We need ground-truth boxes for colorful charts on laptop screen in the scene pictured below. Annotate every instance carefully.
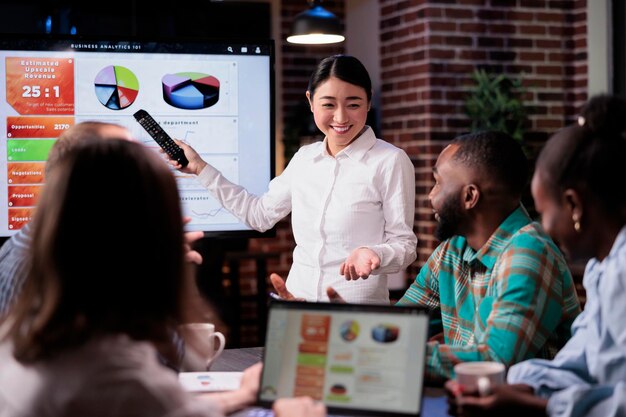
[94,65,139,110]
[162,72,220,110]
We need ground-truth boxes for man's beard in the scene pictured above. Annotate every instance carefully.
[434,195,465,241]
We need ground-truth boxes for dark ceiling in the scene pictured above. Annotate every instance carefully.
[0,0,271,38]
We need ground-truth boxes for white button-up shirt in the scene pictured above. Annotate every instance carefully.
[198,127,417,303]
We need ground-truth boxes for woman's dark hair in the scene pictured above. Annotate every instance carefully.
[307,54,372,102]
[536,94,626,213]
[8,139,186,362]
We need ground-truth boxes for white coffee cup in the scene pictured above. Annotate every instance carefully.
[453,361,505,396]
[178,323,226,371]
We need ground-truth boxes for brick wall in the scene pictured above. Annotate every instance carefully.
[379,0,588,273]
[230,0,589,345]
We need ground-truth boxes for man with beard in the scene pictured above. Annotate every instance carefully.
[393,131,580,382]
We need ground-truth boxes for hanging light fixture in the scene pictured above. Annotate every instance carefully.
[287,0,345,45]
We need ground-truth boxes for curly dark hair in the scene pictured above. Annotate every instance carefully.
[451,130,529,198]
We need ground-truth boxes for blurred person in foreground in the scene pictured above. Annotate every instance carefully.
[0,139,260,417]
[0,122,204,318]
[446,95,626,417]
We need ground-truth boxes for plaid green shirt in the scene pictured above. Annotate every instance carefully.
[398,205,581,381]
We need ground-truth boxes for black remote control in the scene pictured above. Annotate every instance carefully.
[133,109,189,167]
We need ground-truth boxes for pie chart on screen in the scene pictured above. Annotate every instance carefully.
[94,65,139,110]
[162,72,220,110]
[339,320,360,342]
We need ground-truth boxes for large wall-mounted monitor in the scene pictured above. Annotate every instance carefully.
[0,35,274,237]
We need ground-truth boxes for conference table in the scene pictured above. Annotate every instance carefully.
[211,347,451,417]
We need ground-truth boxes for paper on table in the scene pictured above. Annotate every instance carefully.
[179,371,243,392]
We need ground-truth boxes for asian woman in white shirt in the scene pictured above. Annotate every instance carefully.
[169,55,417,304]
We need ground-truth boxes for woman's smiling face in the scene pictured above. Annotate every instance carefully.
[307,76,370,156]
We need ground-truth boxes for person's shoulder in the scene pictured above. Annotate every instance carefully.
[370,138,413,170]
[507,221,566,263]
[70,372,199,417]
[512,220,555,246]
[295,140,325,156]
[66,336,212,416]
[284,141,325,168]
[112,366,220,417]
[373,137,408,155]
[0,345,47,417]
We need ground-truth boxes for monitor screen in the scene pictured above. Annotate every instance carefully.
[0,35,274,237]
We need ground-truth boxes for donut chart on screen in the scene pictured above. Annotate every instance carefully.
[94,65,139,110]
[339,320,360,342]
[162,72,220,110]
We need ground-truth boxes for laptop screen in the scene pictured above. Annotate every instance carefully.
[258,301,429,417]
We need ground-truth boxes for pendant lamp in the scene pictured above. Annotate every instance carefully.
[287,0,345,45]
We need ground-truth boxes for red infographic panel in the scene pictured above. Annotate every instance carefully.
[5,57,75,115]
[7,162,46,185]
[300,314,331,342]
[7,116,74,138]
[8,185,41,207]
[8,208,33,231]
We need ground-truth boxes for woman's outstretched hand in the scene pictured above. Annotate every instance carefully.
[340,247,380,280]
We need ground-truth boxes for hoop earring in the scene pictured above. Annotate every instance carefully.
[573,216,581,233]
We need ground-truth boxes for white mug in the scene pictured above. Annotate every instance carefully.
[453,361,505,396]
[178,323,226,371]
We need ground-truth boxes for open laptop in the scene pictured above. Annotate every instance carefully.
[245,300,430,417]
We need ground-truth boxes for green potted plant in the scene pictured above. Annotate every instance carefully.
[465,69,528,144]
